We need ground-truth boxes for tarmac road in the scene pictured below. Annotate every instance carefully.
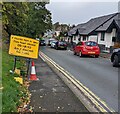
[40,46,119,112]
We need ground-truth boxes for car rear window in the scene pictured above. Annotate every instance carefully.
[41,40,45,42]
[85,42,97,46]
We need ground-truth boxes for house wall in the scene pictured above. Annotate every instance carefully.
[73,35,79,44]
[81,36,83,41]
[98,28,116,48]
[55,31,61,36]
[79,36,88,42]
[89,35,98,42]
[69,35,98,44]
[80,35,97,42]
[65,37,69,42]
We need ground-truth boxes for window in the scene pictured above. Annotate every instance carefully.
[74,37,76,40]
[83,36,86,41]
[85,41,97,46]
[77,42,83,46]
[101,32,105,41]
[78,37,81,41]
[112,37,116,42]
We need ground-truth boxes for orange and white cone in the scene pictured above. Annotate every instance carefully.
[30,61,38,81]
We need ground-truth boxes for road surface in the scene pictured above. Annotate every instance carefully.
[40,46,118,111]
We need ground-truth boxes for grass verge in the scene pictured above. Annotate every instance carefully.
[2,47,29,112]
[0,47,2,114]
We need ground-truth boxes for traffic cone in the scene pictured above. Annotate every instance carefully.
[30,61,38,81]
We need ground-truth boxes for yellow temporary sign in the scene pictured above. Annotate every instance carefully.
[14,77,23,85]
[9,35,39,59]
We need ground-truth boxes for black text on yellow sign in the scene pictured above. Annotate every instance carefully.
[9,35,39,59]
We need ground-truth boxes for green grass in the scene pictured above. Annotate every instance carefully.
[2,48,28,112]
[0,48,2,114]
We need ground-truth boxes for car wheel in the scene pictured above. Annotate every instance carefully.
[113,55,119,67]
[65,47,67,50]
[79,51,82,57]
[74,51,76,55]
[56,47,58,50]
[95,55,99,58]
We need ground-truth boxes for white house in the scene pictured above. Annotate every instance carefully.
[67,12,120,52]
[54,31,61,37]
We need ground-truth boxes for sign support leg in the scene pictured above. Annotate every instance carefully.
[13,56,17,72]
[27,58,31,79]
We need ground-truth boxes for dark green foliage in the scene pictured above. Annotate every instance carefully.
[2,2,29,37]
[2,2,52,40]
[26,2,52,38]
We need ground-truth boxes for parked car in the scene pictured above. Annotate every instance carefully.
[111,48,120,67]
[73,41,100,58]
[55,41,67,50]
[48,38,55,46]
[51,40,57,48]
[40,39,46,46]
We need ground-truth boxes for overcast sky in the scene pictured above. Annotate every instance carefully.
[46,0,119,25]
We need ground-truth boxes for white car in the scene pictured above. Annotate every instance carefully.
[51,40,57,48]
[48,38,55,46]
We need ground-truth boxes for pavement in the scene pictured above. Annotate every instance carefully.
[28,56,88,112]
[100,52,111,59]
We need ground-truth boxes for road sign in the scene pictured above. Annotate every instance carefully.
[9,35,39,59]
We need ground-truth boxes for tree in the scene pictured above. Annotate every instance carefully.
[2,2,52,41]
[2,2,29,38]
[26,2,52,38]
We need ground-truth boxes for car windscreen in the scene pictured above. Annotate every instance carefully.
[41,40,45,42]
[59,42,67,45]
[85,42,97,46]
[52,41,57,43]
[49,40,55,42]
[50,40,56,44]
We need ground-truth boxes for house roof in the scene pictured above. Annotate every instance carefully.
[96,13,120,31]
[68,12,119,36]
[68,23,85,36]
[114,19,120,29]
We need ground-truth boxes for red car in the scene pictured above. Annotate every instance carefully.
[73,41,100,58]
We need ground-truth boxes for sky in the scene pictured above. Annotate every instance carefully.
[46,0,120,25]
